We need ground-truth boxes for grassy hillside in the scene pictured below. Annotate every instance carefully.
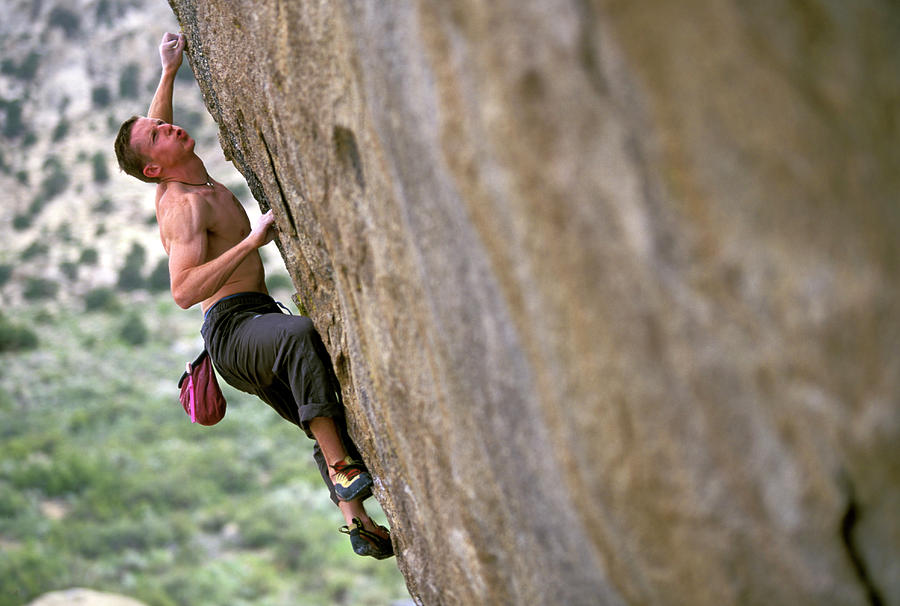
[0,297,407,606]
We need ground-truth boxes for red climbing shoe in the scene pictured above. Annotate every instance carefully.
[330,456,373,501]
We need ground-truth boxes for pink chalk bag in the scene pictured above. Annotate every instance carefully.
[177,350,227,425]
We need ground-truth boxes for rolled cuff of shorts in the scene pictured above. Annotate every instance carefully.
[298,400,344,437]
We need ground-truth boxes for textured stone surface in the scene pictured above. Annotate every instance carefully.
[168,1,900,604]
[26,588,149,606]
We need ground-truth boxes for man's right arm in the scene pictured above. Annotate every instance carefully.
[147,32,185,123]
[162,198,276,309]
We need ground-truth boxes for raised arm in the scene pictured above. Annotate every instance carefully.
[147,32,185,123]
[161,198,276,309]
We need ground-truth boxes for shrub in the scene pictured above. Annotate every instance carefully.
[91,85,111,108]
[48,7,81,39]
[79,248,99,265]
[93,198,113,213]
[55,223,73,243]
[96,0,113,24]
[3,100,25,139]
[0,264,12,287]
[118,62,140,99]
[20,241,48,262]
[1,52,41,81]
[83,287,120,313]
[0,315,39,352]
[18,52,41,80]
[23,278,58,301]
[51,118,69,142]
[119,312,149,346]
[15,170,28,185]
[59,261,78,281]
[117,243,146,291]
[0,544,69,606]
[91,151,109,183]
[38,156,69,200]
[147,258,170,292]
[12,214,31,231]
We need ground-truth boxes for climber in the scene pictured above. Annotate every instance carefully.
[113,32,392,560]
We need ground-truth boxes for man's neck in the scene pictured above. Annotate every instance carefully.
[160,154,210,187]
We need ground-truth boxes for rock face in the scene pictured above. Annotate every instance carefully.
[168,1,899,604]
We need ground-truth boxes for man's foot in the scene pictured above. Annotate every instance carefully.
[330,456,373,501]
[339,517,394,559]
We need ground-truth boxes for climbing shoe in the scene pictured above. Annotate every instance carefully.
[330,456,373,501]
[339,517,394,560]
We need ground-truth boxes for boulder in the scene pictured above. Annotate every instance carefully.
[26,588,149,606]
[168,1,900,604]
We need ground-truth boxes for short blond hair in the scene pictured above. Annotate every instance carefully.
[114,116,159,184]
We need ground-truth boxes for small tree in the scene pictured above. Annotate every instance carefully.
[23,278,59,301]
[91,86,111,108]
[84,287,120,313]
[91,152,109,183]
[119,312,148,346]
[147,258,170,292]
[0,314,38,352]
[118,63,140,99]
[117,243,146,291]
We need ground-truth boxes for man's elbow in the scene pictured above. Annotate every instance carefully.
[171,285,196,309]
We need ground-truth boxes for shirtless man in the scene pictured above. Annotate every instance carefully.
[113,32,392,559]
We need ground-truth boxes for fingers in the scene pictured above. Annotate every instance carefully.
[160,32,185,50]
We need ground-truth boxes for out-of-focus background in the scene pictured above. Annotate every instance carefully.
[0,0,407,604]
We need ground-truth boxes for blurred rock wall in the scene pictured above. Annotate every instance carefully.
[168,1,900,604]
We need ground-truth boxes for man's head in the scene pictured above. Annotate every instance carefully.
[114,116,196,183]
[115,116,155,183]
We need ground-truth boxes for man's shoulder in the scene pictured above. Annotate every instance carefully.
[157,184,207,213]
[156,187,211,234]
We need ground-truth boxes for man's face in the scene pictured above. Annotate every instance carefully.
[129,117,195,171]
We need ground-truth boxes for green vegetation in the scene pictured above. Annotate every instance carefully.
[13,214,32,231]
[20,241,49,262]
[1,52,41,81]
[2,99,26,139]
[84,288,121,313]
[118,311,148,346]
[117,243,147,291]
[147,258,170,292]
[48,7,82,39]
[119,62,141,99]
[92,86,112,108]
[52,118,69,142]
[0,312,38,352]
[0,297,407,606]
[92,151,110,183]
[79,248,99,265]
[59,261,78,281]
[22,278,59,301]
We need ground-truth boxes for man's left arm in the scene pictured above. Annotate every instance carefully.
[147,32,185,123]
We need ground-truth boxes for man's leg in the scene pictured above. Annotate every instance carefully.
[309,416,350,467]
[309,416,391,553]
[309,416,372,500]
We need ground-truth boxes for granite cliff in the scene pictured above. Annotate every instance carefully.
[167,1,899,604]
